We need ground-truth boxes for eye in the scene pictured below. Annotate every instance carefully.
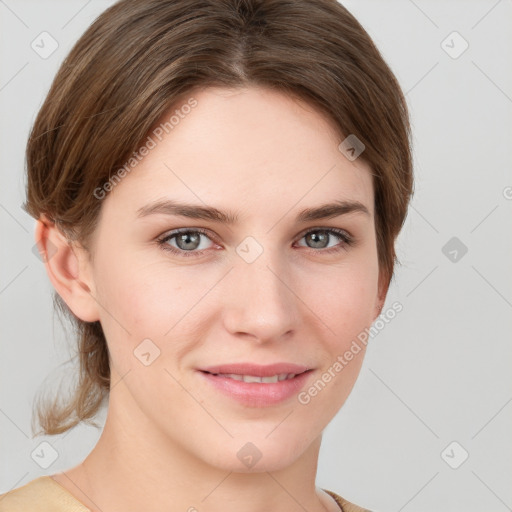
[157,228,216,257]
[156,227,354,258]
[295,228,354,253]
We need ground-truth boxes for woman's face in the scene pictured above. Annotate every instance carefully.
[80,86,385,471]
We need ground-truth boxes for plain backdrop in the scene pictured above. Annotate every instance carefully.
[1,1,511,511]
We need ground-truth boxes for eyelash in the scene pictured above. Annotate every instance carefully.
[156,227,354,258]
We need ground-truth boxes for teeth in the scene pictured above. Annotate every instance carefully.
[243,375,262,383]
[217,373,297,383]
[225,373,243,381]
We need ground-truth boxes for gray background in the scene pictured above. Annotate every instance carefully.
[1,1,511,511]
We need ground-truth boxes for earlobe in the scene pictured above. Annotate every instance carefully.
[34,214,100,322]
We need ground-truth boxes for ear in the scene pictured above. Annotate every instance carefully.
[373,269,390,322]
[34,214,100,322]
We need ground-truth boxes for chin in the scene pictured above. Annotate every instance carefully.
[198,430,318,474]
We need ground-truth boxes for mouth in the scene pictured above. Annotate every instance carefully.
[201,372,302,383]
[197,363,313,407]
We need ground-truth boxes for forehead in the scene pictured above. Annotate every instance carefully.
[105,86,374,220]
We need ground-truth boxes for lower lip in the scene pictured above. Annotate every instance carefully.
[198,371,312,407]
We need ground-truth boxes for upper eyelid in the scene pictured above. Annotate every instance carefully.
[159,227,216,242]
[158,226,352,245]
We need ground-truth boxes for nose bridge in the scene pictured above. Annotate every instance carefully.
[223,239,298,340]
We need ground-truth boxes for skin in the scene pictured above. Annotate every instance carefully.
[36,85,388,512]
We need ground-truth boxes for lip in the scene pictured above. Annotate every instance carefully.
[197,362,313,407]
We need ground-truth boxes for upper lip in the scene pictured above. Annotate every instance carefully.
[199,363,311,377]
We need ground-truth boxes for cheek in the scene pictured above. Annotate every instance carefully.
[308,258,380,346]
[302,265,377,411]
[92,255,217,362]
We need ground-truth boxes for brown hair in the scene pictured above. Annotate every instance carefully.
[23,0,413,435]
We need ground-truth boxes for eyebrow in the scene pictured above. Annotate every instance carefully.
[136,198,370,224]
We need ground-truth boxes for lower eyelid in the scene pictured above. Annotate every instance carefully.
[158,228,353,255]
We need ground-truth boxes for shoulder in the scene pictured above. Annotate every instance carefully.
[0,476,91,512]
[323,488,373,512]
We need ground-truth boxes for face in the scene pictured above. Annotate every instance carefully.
[73,86,385,472]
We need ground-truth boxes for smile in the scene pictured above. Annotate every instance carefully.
[206,372,298,383]
[198,363,313,407]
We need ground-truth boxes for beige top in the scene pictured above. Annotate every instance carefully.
[0,476,370,511]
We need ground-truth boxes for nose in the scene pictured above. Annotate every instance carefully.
[222,253,299,343]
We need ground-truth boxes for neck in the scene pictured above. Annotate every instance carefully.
[62,378,336,512]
